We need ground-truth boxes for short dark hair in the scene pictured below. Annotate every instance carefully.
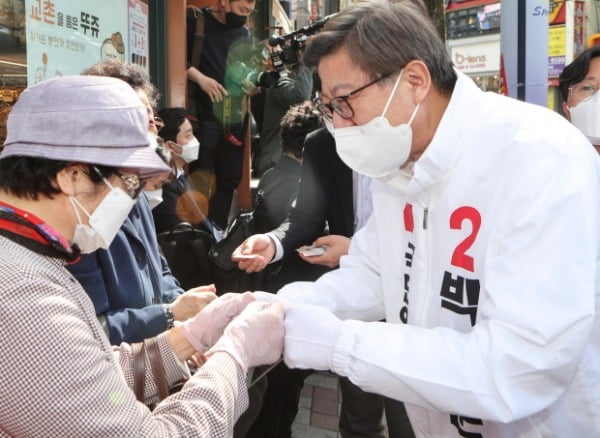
[157,107,189,143]
[280,101,323,159]
[0,157,116,200]
[303,0,457,95]
[82,60,159,108]
[558,46,600,101]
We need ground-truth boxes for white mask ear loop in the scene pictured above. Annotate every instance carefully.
[69,196,90,223]
[380,70,420,126]
[380,71,403,117]
[69,169,118,224]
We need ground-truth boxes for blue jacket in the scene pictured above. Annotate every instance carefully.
[67,195,183,344]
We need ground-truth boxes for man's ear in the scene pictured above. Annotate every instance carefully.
[402,60,432,105]
[55,164,85,197]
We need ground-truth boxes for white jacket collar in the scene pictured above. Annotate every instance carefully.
[382,71,483,200]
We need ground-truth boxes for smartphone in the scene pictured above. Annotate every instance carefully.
[296,245,327,257]
[231,254,258,261]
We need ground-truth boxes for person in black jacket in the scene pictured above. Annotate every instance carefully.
[253,101,321,234]
[235,127,413,437]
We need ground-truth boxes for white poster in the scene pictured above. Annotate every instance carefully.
[128,0,148,72]
[25,0,128,84]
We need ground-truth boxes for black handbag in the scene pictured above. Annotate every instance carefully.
[208,191,264,292]
[208,210,255,272]
[157,222,213,290]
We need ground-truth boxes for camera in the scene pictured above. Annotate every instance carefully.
[268,14,336,72]
[245,67,280,89]
[225,60,280,96]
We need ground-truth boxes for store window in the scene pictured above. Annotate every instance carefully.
[470,73,500,93]
[0,0,150,147]
[0,0,26,146]
[446,2,501,40]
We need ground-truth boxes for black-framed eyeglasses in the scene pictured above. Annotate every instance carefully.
[116,171,146,199]
[315,74,391,121]
[568,82,600,103]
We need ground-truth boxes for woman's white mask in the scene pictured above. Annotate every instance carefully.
[70,179,135,253]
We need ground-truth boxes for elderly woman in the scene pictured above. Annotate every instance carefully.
[0,76,284,436]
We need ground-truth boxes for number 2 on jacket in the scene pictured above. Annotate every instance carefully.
[450,206,481,272]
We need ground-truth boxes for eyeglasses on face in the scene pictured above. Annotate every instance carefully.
[153,116,164,130]
[569,82,600,103]
[315,73,391,121]
[116,171,146,199]
[92,166,146,199]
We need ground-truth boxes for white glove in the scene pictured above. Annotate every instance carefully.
[283,304,343,371]
[176,292,255,352]
[209,301,285,373]
[252,291,294,305]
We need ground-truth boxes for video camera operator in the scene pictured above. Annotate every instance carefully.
[255,40,313,178]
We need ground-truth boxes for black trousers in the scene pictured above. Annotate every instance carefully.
[189,119,244,230]
[244,363,402,438]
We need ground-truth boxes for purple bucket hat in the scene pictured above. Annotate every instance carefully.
[1,75,170,176]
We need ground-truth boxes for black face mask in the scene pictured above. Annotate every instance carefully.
[225,11,247,28]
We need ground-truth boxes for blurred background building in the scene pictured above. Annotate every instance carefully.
[3,0,600,144]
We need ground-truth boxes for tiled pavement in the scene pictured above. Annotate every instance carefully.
[290,371,390,438]
[291,371,343,438]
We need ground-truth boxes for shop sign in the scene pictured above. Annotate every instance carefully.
[451,40,500,73]
[128,0,149,71]
[573,1,584,56]
[548,25,565,79]
[25,0,146,84]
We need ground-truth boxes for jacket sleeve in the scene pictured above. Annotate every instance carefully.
[0,276,248,437]
[330,148,600,423]
[270,65,313,107]
[278,218,387,323]
[271,130,330,253]
[68,199,184,345]
[68,253,170,344]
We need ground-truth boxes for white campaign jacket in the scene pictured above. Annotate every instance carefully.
[279,73,600,437]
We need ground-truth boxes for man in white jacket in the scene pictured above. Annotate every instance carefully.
[272,1,600,437]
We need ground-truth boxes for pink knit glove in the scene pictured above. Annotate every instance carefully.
[176,292,255,352]
[209,301,285,373]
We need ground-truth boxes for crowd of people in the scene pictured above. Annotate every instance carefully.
[1,0,599,436]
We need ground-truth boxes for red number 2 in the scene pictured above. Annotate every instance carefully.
[450,206,481,272]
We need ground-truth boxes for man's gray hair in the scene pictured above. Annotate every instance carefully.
[304,0,457,95]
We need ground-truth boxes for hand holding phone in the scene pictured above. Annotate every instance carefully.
[231,254,258,261]
[296,245,327,257]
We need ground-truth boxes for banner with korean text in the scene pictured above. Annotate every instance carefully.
[25,0,128,84]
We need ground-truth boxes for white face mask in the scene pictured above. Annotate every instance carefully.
[145,188,164,209]
[70,180,135,253]
[174,138,200,163]
[569,92,600,144]
[334,71,420,178]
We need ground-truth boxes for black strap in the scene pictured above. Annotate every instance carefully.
[190,7,205,70]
